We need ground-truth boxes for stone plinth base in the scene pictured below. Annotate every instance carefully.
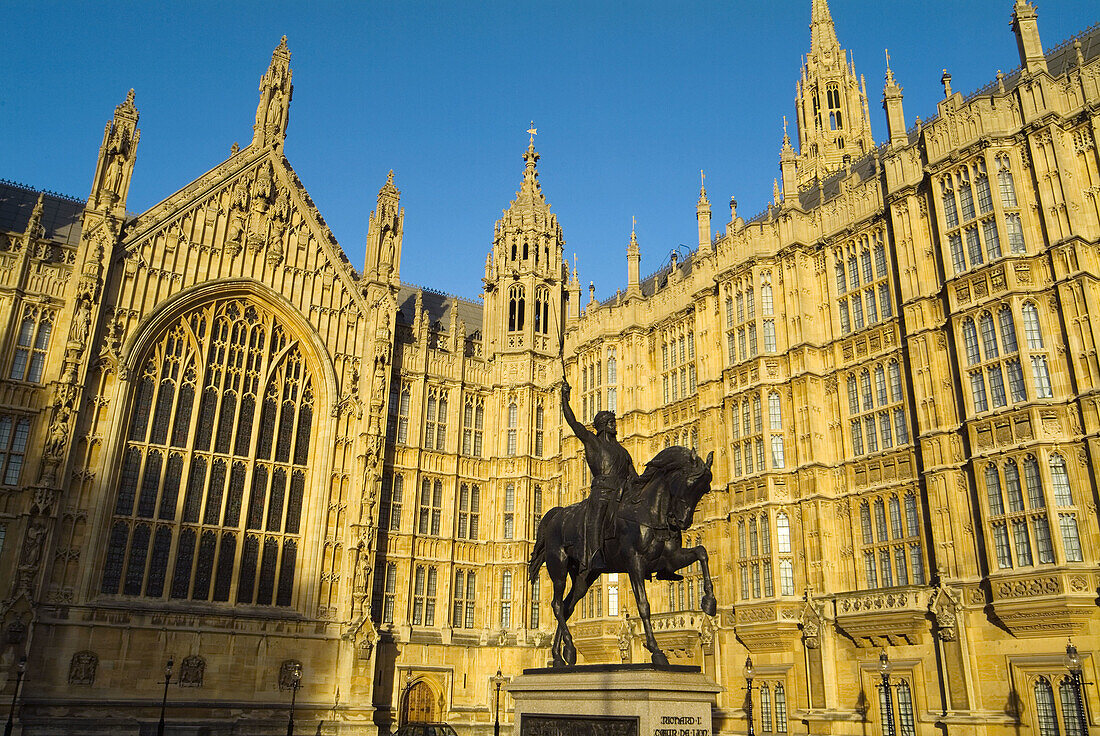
[506,664,721,736]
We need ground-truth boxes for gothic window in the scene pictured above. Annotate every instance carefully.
[826,84,842,129]
[860,492,925,589]
[453,569,476,628]
[507,285,525,332]
[1034,677,1059,736]
[534,403,545,456]
[411,564,437,626]
[896,680,916,736]
[532,484,543,532]
[1022,302,1053,398]
[101,300,312,608]
[768,392,784,468]
[983,456,1055,569]
[607,348,618,413]
[534,286,550,335]
[396,384,410,444]
[179,655,205,688]
[417,478,442,536]
[68,651,98,685]
[943,156,1024,274]
[425,388,447,451]
[457,482,480,540]
[500,570,513,628]
[773,683,788,733]
[507,402,518,455]
[504,483,515,539]
[462,395,484,457]
[9,305,53,383]
[382,562,397,623]
[847,359,908,456]
[1050,454,1083,562]
[385,474,403,532]
[1058,677,1086,736]
[760,683,773,732]
[836,230,890,336]
[0,415,31,486]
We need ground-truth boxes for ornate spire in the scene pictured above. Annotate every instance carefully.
[810,0,840,56]
[252,36,294,149]
[794,0,873,187]
[882,49,907,147]
[90,89,141,212]
[365,169,403,283]
[696,173,713,251]
[21,193,45,251]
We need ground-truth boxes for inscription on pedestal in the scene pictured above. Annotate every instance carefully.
[521,715,638,736]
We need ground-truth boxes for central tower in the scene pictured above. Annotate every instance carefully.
[793,0,873,186]
[482,131,568,359]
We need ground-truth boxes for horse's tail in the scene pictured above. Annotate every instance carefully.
[528,506,558,582]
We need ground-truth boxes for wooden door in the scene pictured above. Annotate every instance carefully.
[403,680,436,724]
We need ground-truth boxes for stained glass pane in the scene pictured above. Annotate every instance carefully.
[203,460,227,526]
[115,448,142,516]
[159,454,183,521]
[237,535,259,604]
[170,528,196,599]
[247,465,268,530]
[123,523,151,595]
[136,450,162,518]
[171,380,195,448]
[182,457,206,523]
[223,461,247,527]
[256,537,279,605]
[146,526,172,597]
[213,532,236,602]
[192,530,217,601]
[286,471,305,534]
[277,539,296,606]
[267,468,287,532]
[101,521,129,594]
[150,380,174,445]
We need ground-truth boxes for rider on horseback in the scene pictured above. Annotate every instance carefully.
[561,379,637,580]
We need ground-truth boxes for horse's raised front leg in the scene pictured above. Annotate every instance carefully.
[626,557,668,666]
[659,545,717,616]
[557,568,596,666]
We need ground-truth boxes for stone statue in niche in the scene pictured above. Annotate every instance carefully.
[69,296,92,349]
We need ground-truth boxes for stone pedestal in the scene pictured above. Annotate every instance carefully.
[506,664,721,736]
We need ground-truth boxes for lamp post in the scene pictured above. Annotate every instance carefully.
[1065,640,1087,732]
[285,662,303,736]
[879,650,895,736]
[156,657,173,736]
[400,669,414,726]
[744,656,755,736]
[4,657,26,736]
[492,669,507,736]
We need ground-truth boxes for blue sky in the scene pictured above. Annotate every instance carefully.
[2,1,1096,301]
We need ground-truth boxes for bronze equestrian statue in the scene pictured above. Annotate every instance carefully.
[529,381,716,667]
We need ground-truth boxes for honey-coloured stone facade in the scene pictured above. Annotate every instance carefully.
[0,3,1097,736]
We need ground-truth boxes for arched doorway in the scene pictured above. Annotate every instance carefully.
[402,680,438,724]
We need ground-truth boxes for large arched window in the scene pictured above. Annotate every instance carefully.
[101,299,314,607]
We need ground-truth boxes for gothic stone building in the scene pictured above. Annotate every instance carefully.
[1,2,1098,735]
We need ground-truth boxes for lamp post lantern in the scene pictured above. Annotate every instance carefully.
[879,650,895,736]
[492,669,507,736]
[3,656,27,736]
[285,662,303,736]
[744,656,755,736]
[1065,640,1087,732]
[156,657,173,736]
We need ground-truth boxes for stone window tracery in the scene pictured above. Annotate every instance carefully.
[835,229,891,335]
[507,402,518,455]
[417,478,442,536]
[0,415,31,486]
[846,360,908,456]
[424,387,447,451]
[382,561,397,623]
[940,154,1026,275]
[858,492,925,589]
[457,482,480,540]
[462,395,484,457]
[453,569,476,628]
[101,299,312,608]
[411,564,437,626]
[960,301,1052,415]
[9,305,53,383]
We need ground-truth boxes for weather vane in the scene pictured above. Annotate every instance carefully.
[528,121,538,145]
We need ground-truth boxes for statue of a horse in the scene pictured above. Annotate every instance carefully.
[528,446,715,666]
